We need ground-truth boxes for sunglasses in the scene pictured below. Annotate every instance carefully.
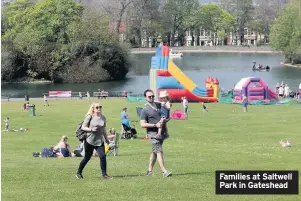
[148,95,155,98]
[95,106,102,109]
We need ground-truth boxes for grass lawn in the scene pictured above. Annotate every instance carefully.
[1,98,301,201]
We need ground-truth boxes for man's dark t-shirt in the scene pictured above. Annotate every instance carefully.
[140,103,162,134]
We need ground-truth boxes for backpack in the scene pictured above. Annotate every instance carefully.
[41,147,57,158]
[76,115,92,142]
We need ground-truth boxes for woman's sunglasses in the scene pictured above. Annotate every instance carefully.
[95,106,102,109]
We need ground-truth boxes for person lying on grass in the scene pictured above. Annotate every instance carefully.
[33,136,71,158]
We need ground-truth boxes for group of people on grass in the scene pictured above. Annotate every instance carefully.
[24,86,281,180]
[32,89,193,180]
[34,126,118,159]
[276,82,292,98]
[276,82,300,99]
[78,91,91,101]
[74,89,174,179]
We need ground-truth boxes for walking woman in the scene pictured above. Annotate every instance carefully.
[76,102,112,179]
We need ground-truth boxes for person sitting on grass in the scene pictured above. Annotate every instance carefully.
[53,136,71,157]
[242,95,248,112]
[107,128,117,142]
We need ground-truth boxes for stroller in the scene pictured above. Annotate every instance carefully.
[121,120,138,139]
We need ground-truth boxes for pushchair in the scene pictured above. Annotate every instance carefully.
[121,121,138,139]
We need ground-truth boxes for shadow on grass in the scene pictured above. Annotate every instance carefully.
[111,172,210,178]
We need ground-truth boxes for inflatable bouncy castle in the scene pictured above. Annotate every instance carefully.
[149,44,219,102]
[233,77,279,104]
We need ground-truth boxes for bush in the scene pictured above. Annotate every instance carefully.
[1,45,29,81]
[99,42,131,80]
[55,40,131,83]
[1,0,131,83]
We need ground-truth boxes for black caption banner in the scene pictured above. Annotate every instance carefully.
[216,170,299,194]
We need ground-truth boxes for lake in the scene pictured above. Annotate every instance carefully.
[2,52,301,98]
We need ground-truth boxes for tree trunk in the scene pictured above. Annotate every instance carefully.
[171,32,175,47]
[146,32,149,48]
[138,30,141,47]
[192,30,194,46]
[116,13,123,34]
[116,1,132,34]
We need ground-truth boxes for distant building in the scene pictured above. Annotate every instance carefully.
[242,28,265,46]
[140,26,265,47]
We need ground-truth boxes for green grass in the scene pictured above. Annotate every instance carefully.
[1,99,301,201]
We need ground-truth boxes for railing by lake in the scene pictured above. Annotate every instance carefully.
[131,45,280,53]
[1,91,134,101]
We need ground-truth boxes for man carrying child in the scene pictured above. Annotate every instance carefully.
[140,89,172,177]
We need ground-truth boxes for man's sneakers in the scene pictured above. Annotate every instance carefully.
[163,170,172,177]
[76,173,84,179]
[146,171,154,176]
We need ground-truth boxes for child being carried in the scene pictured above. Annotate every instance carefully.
[156,91,172,139]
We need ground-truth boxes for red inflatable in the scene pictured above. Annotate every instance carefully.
[157,89,218,102]
[157,70,172,76]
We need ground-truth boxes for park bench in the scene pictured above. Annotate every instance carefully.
[93,91,109,99]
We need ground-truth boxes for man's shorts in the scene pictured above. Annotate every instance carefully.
[184,107,188,113]
[149,138,164,153]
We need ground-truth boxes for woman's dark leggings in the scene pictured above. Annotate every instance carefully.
[77,141,107,176]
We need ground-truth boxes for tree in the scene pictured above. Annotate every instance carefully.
[251,0,289,44]
[270,0,301,64]
[1,0,131,83]
[213,0,254,45]
[128,0,161,47]
[195,4,235,45]
[161,0,200,46]
[68,9,131,81]
[2,0,83,80]
[98,0,133,33]
[1,0,34,40]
